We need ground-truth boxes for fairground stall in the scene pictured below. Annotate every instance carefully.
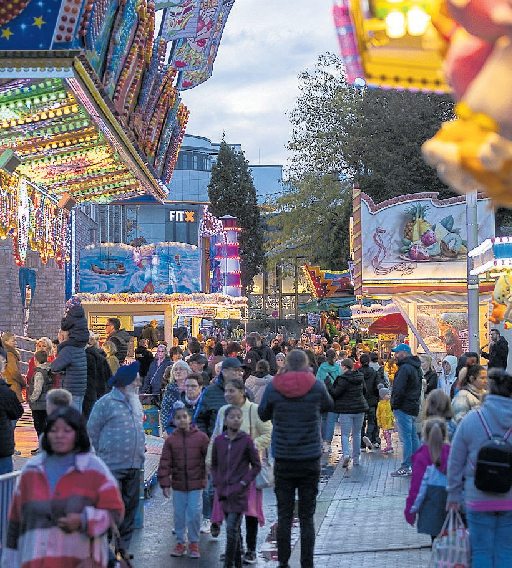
[352,186,495,365]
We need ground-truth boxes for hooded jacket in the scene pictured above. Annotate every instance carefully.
[244,344,277,375]
[244,372,273,403]
[326,369,368,414]
[107,328,131,363]
[447,394,512,510]
[390,355,422,416]
[211,430,261,513]
[452,384,485,424]
[157,424,209,492]
[437,355,457,396]
[360,364,380,408]
[60,304,89,348]
[258,370,333,460]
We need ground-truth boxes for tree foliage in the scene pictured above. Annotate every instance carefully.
[266,52,457,270]
[208,141,264,291]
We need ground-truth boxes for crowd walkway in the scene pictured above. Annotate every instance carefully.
[12,416,432,567]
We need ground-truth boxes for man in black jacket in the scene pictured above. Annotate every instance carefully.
[259,350,332,568]
[359,353,381,449]
[105,317,131,363]
[244,332,277,375]
[0,348,24,474]
[481,329,509,370]
[389,344,422,478]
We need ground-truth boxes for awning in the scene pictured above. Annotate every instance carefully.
[368,313,408,335]
[298,296,374,313]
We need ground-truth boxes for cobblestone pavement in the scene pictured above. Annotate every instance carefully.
[13,412,432,567]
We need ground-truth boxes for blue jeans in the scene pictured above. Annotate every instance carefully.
[339,413,365,461]
[321,412,338,443]
[71,394,84,413]
[224,512,243,568]
[202,473,215,520]
[0,456,13,474]
[173,489,202,544]
[467,509,512,568]
[393,409,419,468]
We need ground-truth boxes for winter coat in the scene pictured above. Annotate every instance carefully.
[207,399,272,466]
[2,451,124,568]
[452,384,485,424]
[195,373,228,437]
[143,357,172,395]
[244,373,273,403]
[50,344,87,397]
[107,329,131,363]
[437,355,458,396]
[405,443,450,526]
[211,431,261,514]
[140,324,159,350]
[87,388,145,471]
[26,354,55,385]
[4,344,26,402]
[0,378,24,458]
[411,463,448,537]
[244,344,277,375]
[160,381,181,431]
[60,304,89,348]
[424,370,439,395]
[179,390,203,420]
[360,364,380,407]
[134,345,154,377]
[481,336,509,370]
[316,362,342,386]
[258,370,333,460]
[376,399,394,430]
[326,369,368,415]
[390,355,422,416]
[28,362,53,410]
[157,425,209,491]
[447,394,512,510]
[370,362,389,388]
[86,345,111,398]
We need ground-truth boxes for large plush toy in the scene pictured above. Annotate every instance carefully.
[423,0,512,207]
[490,272,512,323]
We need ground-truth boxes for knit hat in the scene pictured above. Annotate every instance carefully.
[379,387,390,399]
[108,361,140,388]
[66,296,82,309]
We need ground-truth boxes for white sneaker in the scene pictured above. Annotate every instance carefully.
[200,519,211,534]
[362,436,372,450]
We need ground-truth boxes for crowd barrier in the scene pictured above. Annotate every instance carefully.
[0,471,20,556]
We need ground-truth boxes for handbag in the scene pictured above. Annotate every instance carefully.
[248,404,274,489]
[429,509,471,568]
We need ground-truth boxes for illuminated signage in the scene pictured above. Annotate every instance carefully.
[169,211,195,222]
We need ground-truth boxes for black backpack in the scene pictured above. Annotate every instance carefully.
[474,409,512,494]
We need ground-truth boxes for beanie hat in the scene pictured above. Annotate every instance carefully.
[66,296,82,309]
[379,387,390,399]
[108,361,140,388]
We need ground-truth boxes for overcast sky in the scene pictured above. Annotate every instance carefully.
[179,0,338,170]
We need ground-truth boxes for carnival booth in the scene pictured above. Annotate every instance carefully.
[352,187,495,363]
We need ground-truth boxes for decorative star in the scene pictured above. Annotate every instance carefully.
[33,16,46,29]
[1,28,13,40]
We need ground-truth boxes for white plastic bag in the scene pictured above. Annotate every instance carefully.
[429,509,471,568]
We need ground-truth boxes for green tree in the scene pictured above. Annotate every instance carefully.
[265,173,352,271]
[208,141,264,291]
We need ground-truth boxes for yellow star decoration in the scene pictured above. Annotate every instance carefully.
[1,28,13,40]
[185,211,195,222]
[33,16,46,29]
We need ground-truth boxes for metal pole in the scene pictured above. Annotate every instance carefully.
[294,259,299,321]
[466,190,480,352]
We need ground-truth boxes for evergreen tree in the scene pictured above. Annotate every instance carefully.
[208,141,264,291]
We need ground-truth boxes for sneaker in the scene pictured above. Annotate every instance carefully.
[243,551,257,564]
[210,522,221,538]
[342,456,350,468]
[30,448,39,455]
[188,543,200,559]
[352,459,360,466]
[386,447,394,453]
[390,467,412,477]
[13,449,21,456]
[200,519,211,534]
[322,441,330,452]
[171,543,187,557]
[362,436,372,449]
[372,442,380,449]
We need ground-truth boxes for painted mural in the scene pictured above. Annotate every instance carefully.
[361,193,494,284]
[79,243,200,294]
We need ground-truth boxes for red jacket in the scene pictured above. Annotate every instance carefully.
[212,431,261,513]
[157,425,209,492]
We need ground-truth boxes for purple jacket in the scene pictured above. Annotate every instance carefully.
[211,431,261,513]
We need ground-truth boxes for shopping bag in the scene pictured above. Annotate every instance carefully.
[429,509,471,568]
[255,450,274,489]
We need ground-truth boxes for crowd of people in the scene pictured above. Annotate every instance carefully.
[1,303,512,568]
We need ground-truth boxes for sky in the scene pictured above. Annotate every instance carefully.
[179,0,339,171]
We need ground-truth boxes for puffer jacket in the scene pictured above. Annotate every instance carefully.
[87,388,145,471]
[157,425,209,491]
[452,384,485,424]
[50,344,87,397]
[0,378,23,457]
[108,329,131,363]
[327,369,368,414]
[195,373,227,437]
[60,304,89,347]
[258,370,333,460]
[391,355,422,416]
[360,364,380,407]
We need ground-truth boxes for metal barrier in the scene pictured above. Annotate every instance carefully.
[0,471,20,553]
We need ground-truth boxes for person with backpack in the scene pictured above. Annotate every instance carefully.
[28,350,54,451]
[316,349,342,452]
[370,352,389,388]
[359,353,381,450]
[447,368,512,567]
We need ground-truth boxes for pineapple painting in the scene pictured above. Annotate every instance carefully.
[403,204,432,242]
